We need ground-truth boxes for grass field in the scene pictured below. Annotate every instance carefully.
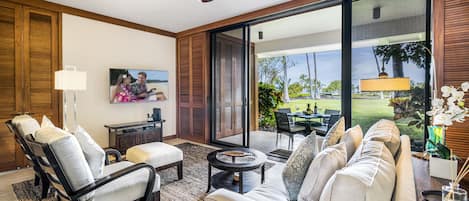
[278,98,423,140]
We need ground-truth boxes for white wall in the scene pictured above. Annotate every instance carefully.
[62,14,176,147]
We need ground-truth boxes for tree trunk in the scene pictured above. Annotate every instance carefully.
[282,56,290,102]
[313,53,320,99]
[305,53,314,99]
[392,54,404,97]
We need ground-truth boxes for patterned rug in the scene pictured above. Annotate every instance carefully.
[12,143,275,201]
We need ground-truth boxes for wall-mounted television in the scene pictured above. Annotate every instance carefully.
[109,68,168,104]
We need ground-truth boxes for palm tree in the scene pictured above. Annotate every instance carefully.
[305,53,314,99]
[281,56,290,102]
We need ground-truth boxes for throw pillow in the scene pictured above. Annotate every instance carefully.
[339,125,363,161]
[364,119,401,157]
[321,117,345,151]
[298,143,347,201]
[74,126,105,179]
[282,132,318,201]
[12,115,40,137]
[41,115,55,128]
[320,141,396,201]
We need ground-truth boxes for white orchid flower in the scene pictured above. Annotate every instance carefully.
[461,82,469,92]
[441,86,452,97]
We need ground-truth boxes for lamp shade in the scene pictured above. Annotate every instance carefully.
[360,77,410,92]
[55,70,87,90]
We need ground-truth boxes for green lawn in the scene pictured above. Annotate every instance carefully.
[278,98,423,140]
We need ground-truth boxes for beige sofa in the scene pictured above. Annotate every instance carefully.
[205,121,416,201]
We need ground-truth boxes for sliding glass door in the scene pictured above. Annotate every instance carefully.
[211,25,250,147]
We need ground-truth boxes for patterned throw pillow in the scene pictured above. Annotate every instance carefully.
[282,133,318,201]
[321,117,345,150]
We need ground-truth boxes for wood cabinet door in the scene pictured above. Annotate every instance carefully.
[22,7,60,126]
[0,1,22,171]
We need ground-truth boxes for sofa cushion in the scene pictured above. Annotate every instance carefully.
[35,127,95,200]
[321,117,345,150]
[339,125,363,161]
[245,164,288,201]
[320,140,396,201]
[298,143,347,201]
[126,142,183,168]
[74,126,105,179]
[363,119,400,156]
[282,133,317,201]
[91,161,160,201]
[12,115,40,137]
[41,115,55,128]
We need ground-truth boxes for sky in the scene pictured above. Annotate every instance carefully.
[128,69,168,82]
[274,46,426,88]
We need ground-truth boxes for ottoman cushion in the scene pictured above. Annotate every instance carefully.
[126,142,183,168]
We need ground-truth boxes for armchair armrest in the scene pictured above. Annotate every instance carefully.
[72,163,155,201]
[204,189,255,201]
[104,148,122,165]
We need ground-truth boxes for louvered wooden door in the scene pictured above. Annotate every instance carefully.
[23,7,60,125]
[434,0,469,159]
[0,3,60,171]
[177,32,209,143]
[0,1,23,171]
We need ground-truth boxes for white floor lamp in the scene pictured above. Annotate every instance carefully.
[54,65,87,131]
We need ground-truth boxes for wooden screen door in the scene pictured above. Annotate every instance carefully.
[211,25,250,147]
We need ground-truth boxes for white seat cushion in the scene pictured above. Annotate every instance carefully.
[245,164,289,201]
[392,136,416,201]
[126,142,183,168]
[12,115,40,137]
[93,161,160,201]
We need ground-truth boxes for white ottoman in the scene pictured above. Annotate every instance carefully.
[126,142,183,180]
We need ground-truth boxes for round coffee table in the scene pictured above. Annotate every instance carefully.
[206,148,267,194]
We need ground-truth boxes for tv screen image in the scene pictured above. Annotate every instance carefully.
[109,68,168,103]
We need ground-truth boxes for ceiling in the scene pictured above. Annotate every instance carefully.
[251,0,425,43]
[45,0,290,33]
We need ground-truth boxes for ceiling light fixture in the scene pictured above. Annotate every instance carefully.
[201,0,213,3]
[373,6,381,19]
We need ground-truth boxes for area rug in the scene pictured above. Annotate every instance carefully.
[12,142,275,201]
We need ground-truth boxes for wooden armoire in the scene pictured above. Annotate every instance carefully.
[177,32,210,143]
[0,1,61,171]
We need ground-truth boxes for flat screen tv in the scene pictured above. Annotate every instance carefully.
[109,68,168,104]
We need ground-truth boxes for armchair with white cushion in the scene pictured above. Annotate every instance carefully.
[24,119,161,201]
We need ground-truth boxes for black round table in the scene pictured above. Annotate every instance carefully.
[206,148,267,194]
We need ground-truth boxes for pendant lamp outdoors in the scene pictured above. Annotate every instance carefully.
[360,59,410,92]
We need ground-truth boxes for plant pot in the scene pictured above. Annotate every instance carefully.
[429,156,458,180]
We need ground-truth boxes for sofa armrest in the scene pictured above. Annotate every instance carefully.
[392,135,416,201]
[104,148,122,165]
[205,189,255,201]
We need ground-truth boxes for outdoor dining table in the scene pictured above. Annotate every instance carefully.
[287,112,331,133]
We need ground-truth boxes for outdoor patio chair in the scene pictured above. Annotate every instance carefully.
[274,111,306,150]
[312,114,341,136]
[322,109,340,125]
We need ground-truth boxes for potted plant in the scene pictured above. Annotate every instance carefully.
[426,82,469,180]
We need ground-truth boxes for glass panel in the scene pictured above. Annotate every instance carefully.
[214,27,246,146]
[251,5,342,153]
[352,0,427,151]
